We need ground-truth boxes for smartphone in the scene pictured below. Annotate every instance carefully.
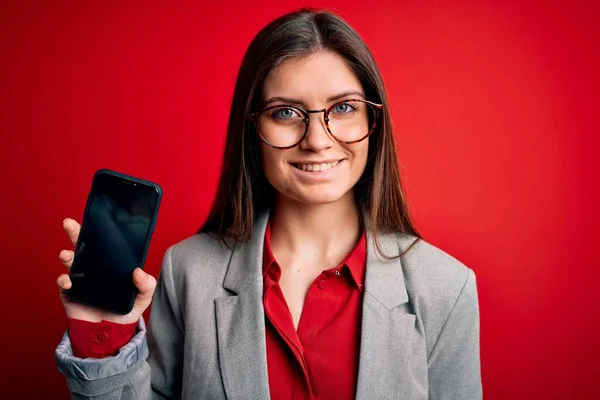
[67,169,162,314]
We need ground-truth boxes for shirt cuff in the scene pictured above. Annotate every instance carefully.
[67,318,138,359]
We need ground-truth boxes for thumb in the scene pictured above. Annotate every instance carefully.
[132,268,157,312]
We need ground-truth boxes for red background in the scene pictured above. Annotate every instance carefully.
[1,0,599,398]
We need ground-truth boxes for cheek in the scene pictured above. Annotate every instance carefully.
[261,146,286,186]
[350,142,369,173]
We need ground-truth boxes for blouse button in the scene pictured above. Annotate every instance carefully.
[94,332,108,343]
[318,279,327,290]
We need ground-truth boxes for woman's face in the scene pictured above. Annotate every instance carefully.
[259,51,370,206]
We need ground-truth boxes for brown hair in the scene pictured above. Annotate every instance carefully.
[199,8,421,257]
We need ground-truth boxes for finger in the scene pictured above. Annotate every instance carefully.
[56,273,72,298]
[58,249,75,269]
[131,268,157,312]
[63,218,81,247]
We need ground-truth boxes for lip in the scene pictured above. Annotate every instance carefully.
[289,158,344,164]
[290,159,345,182]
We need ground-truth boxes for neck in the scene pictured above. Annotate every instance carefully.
[270,191,362,260]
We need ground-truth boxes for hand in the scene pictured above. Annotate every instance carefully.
[56,218,157,324]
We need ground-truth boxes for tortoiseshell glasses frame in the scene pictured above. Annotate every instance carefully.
[249,99,384,150]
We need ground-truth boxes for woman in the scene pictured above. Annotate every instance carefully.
[55,9,481,399]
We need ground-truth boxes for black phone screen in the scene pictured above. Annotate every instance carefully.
[68,171,161,314]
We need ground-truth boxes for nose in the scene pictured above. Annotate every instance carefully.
[299,111,334,151]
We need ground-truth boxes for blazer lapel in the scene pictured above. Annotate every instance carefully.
[355,227,425,399]
[215,212,271,400]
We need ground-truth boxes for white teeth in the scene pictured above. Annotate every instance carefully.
[296,161,341,172]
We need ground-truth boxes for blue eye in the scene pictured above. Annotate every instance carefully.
[272,107,301,120]
[332,102,356,114]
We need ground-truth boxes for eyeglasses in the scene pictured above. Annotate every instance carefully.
[250,99,383,149]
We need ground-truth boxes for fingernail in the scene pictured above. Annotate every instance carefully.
[63,218,69,224]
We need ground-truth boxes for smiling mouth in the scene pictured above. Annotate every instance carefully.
[292,160,342,172]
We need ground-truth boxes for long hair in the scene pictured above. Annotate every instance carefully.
[199,8,421,257]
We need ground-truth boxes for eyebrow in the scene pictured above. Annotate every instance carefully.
[263,90,366,107]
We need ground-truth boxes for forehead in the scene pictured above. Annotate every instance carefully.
[262,51,363,103]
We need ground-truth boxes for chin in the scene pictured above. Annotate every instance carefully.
[293,187,352,206]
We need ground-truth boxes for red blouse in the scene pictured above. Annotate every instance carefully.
[263,222,366,400]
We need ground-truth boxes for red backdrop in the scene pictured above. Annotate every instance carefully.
[1,0,598,398]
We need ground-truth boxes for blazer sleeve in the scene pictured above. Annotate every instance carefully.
[427,268,482,400]
[55,246,184,399]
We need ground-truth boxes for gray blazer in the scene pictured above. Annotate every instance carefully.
[55,212,482,399]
